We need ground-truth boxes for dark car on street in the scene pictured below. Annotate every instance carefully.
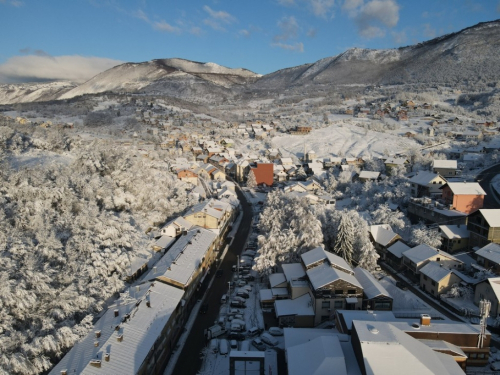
[227,332,245,341]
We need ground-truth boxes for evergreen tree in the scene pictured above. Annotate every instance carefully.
[246,169,257,188]
[333,211,354,265]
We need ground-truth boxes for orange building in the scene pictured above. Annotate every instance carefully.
[250,163,274,186]
[440,182,486,214]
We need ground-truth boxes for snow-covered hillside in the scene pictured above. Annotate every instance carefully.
[59,58,261,100]
[273,122,420,159]
[0,81,75,104]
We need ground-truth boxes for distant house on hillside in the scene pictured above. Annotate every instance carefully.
[432,159,460,177]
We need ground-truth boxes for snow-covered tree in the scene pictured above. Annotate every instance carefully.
[333,211,355,265]
[246,169,257,188]
[296,166,307,181]
[409,222,442,248]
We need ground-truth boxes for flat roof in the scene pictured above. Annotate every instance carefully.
[282,263,306,281]
[274,293,315,317]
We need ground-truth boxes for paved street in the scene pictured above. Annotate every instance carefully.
[477,163,500,209]
[171,187,253,375]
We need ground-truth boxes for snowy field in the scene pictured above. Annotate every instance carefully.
[8,150,75,169]
[272,122,421,159]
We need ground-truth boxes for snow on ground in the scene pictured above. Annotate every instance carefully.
[272,122,421,159]
[8,150,75,169]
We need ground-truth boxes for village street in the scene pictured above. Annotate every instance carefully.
[170,186,254,375]
[477,163,500,209]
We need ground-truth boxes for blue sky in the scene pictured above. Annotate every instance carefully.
[0,0,499,83]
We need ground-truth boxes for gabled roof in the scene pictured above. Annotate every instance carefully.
[282,263,306,281]
[185,200,224,219]
[432,160,457,169]
[440,182,486,195]
[386,240,411,259]
[402,244,438,265]
[478,209,500,227]
[439,225,469,240]
[287,336,347,375]
[359,171,380,180]
[486,277,500,302]
[307,262,362,291]
[274,293,315,317]
[269,273,287,288]
[354,267,392,300]
[409,171,445,186]
[301,246,353,275]
[476,243,500,265]
[419,262,453,282]
[369,224,399,247]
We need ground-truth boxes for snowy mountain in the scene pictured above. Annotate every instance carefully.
[58,58,262,101]
[0,81,76,104]
[248,20,500,93]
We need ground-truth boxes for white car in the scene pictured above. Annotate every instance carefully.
[268,327,284,336]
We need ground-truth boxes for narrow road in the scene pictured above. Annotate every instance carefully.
[476,163,500,209]
[171,186,253,375]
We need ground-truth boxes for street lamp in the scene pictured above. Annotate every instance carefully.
[237,255,240,279]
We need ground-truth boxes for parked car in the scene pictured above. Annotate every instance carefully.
[242,285,252,293]
[228,308,243,315]
[219,339,229,355]
[227,332,245,341]
[252,338,266,351]
[236,291,249,299]
[230,340,238,350]
[230,300,246,308]
[220,294,227,304]
[243,275,255,281]
[268,327,284,336]
[247,326,262,337]
[237,280,247,287]
[200,303,209,314]
[209,338,219,353]
[233,296,246,303]
[260,332,279,346]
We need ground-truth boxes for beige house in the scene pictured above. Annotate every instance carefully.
[419,261,462,297]
[439,224,469,253]
[403,244,464,278]
[409,171,447,198]
[474,277,500,317]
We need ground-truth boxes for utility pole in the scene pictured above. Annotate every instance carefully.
[237,255,240,280]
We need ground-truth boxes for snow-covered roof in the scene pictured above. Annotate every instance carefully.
[269,273,287,288]
[369,224,399,247]
[384,157,407,165]
[143,227,217,285]
[259,288,274,302]
[476,243,500,265]
[386,241,411,259]
[354,267,392,300]
[153,235,176,250]
[409,171,444,186]
[287,336,347,375]
[272,288,289,297]
[274,293,315,317]
[402,244,439,265]
[418,339,466,358]
[359,171,380,180]
[441,182,486,196]
[432,160,457,169]
[419,262,452,282]
[49,282,184,375]
[301,246,354,275]
[479,209,500,227]
[439,225,469,240]
[185,199,224,219]
[307,262,362,291]
[282,263,306,281]
[353,321,465,375]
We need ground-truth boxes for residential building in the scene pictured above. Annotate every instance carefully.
[408,197,467,225]
[354,267,393,310]
[439,224,469,253]
[250,163,274,186]
[475,243,500,275]
[385,240,411,270]
[474,277,500,317]
[440,182,486,214]
[467,209,500,249]
[358,170,380,182]
[384,157,409,175]
[369,224,401,260]
[419,261,463,297]
[432,160,459,177]
[409,172,447,198]
[402,244,464,279]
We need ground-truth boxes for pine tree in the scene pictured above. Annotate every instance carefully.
[247,169,257,188]
[333,211,354,265]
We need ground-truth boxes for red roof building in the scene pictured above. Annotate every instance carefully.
[251,163,274,186]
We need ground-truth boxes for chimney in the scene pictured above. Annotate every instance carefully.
[117,334,124,342]
[114,309,119,317]
[105,353,110,362]
[90,360,101,368]
[61,371,68,375]
[95,330,101,338]
[420,314,431,326]
[146,300,151,308]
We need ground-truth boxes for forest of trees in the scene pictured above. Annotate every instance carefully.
[0,124,194,375]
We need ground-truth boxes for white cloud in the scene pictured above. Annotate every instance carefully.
[133,9,150,23]
[0,55,123,83]
[274,16,300,41]
[423,23,436,38]
[239,29,251,37]
[153,20,181,34]
[350,0,400,39]
[307,28,317,37]
[0,0,24,6]
[190,26,203,35]
[307,0,335,17]
[202,5,236,31]
[272,42,304,52]
[342,0,363,10]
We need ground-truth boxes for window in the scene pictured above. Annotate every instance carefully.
[470,353,477,359]
[436,257,440,262]
[321,301,330,309]
[478,353,485,359]
[334,300,343,309]
[423,275,428,281]
[431,281,436,286]
[334,290,343,295]
[432,181,436,184]
[347,289,356,295]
